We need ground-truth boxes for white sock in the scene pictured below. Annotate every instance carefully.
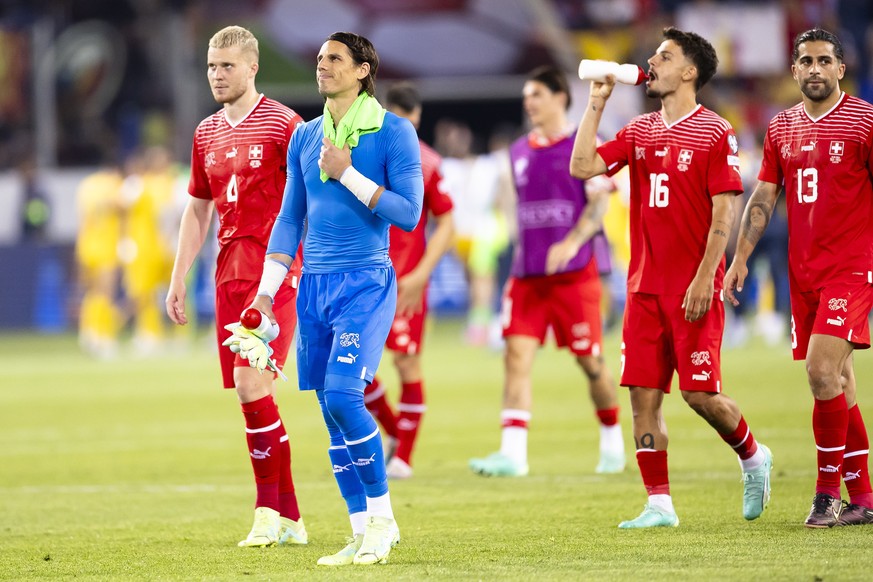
[500,427,528,465]
[350,511,368,536]
[366,492,395,521]
[599,423,625,455]
[499,409,530,465]
[648,494,675,513]
[739,446,766,472]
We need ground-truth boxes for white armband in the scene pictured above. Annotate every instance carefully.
[256,259,290,302]
[339,165,379,206]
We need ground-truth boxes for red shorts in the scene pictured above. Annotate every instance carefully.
[790,277,873,360]
[501,261,603,356]
[620,291,724,394]
[215,279,298,389]
[385,300,427,355]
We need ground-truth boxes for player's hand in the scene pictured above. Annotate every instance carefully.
[724,260,748,307]
[250,295,277,324]
[682,273,715,322]
[589,77,616,102]
[319,138,352,180]
[396,271,426,317]
[545,238,581,276]
[165,279,188,325]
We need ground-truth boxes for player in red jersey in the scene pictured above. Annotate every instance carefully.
[165,26,307,547]
[570,27,772,528]
[727,28,873,528]
[362,82,454,480]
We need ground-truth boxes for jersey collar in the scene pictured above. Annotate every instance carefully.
[224,93,264,128]
[802,91,846,123]
[661,103,702,129]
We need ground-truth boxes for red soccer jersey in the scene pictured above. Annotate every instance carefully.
[759,93,873,292]
[189,95,303,286]
[388,140,454,277]
[598,105,743,295]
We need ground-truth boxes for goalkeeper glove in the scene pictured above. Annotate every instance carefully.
[222,324,287,380]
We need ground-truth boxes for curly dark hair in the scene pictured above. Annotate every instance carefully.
[326,31,379,96]
[662,27,718,91]
[792,28,843,62]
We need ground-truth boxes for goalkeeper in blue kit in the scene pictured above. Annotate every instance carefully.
[242,32,422,566]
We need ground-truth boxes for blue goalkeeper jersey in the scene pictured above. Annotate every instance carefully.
[267,112,423,273]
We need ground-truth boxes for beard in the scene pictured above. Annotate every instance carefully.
[800,79,836,102]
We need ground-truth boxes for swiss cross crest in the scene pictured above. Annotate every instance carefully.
[249,144,263,159]
[829,141,844,163]
[678,148,693,172]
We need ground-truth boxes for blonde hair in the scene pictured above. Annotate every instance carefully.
[209,26,259,62]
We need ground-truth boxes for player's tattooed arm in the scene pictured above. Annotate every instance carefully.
[713,217,732,239]
[738,181,779,249]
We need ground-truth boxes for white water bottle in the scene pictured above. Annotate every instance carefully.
[578,60,647,86]
[240,308,279,341]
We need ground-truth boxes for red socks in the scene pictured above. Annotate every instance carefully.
[364,377,398,439]
[636,450,670,496]
[719,416,759,460]
[277,430,300,521]
[241,395,298,517]
[844,404,873,507]
[812,392,849,498]
[395,381,425,464]
[596,407,619,427]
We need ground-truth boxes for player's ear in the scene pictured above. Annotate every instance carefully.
[682,64,697,83]
[357,61,370,82]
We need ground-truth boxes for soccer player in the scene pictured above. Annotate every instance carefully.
[726,28,873,528]
[570,27,773,528]
[247,32,422,566]
[363,82,454,480]
[75,163,124,358]
[164,26,307,547]
[468,66,625,478]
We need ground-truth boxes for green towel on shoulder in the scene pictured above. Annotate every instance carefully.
[321,92,386,182]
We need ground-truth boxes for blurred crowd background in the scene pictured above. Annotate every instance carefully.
[2,0,871,356]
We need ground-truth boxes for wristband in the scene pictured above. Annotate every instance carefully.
[339,165,379,206]
[256,259,290,302]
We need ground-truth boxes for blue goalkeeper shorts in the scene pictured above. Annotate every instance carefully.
[295,267,397,390]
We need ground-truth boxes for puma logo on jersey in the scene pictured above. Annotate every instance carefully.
[826,316,846,327]
[337,353,358,364]
[226,147,239,159]
[692,370,712,381]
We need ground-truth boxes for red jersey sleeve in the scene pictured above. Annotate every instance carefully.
[424,165,453,217]
[597,125,631,177]
[757,124,783,186]
[188,127,211,200]
[708,128,744,197]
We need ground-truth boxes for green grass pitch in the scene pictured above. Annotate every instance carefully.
[2,320,872,580]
